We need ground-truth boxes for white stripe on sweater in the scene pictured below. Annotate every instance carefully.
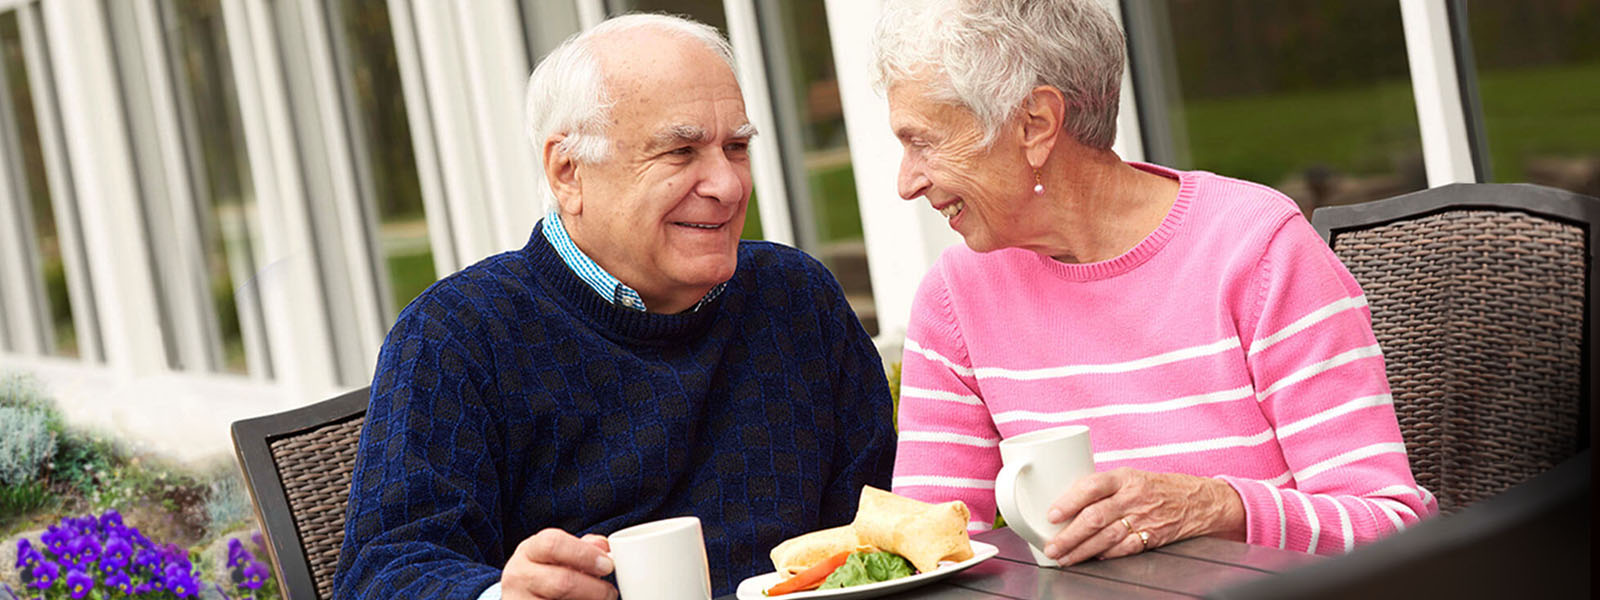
[1276,394,1393,439]
[1373,497,1419,521]
[974,337,1240,381]
[1296,442,1408,481]
[1265,482,1288,550]
[1264,470,1294,487]
[1256,344,1384,402]
[1333,498,1354,552]
[1364,484,1422,499]
[893,476,995,490]
[1249,295,1369,356]
[899,431,999,448]
[899,386,984,406]
[1293,491,1322,554]
[1095,429,1275,462]
[904,338,976,377]
[993,386,1253,425]
[1372,500,1406,532]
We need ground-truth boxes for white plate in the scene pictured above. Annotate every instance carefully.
[734,541,999,600]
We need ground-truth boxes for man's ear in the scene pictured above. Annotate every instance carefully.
[543,135,583,214]
[1019,85,1066,169]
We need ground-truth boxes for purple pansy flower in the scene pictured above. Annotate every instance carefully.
[14,539,41,570]
[65,570,93,599]
[29,560,60,589]
[106,570,134,594]
[240,560,270,590]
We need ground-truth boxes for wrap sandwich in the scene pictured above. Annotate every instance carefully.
[763,486,974,595]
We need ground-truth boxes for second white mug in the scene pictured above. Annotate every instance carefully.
[994,425,1095,566]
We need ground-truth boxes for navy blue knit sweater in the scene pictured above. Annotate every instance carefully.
[332,225,896,598]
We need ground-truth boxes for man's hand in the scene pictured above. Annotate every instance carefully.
[1039,467,1247,566]
[502,529,618,600]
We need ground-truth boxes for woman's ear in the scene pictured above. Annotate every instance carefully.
[1020,85,1066,169]
[543,135,583,215]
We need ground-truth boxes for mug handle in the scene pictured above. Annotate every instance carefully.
[995,461,1054,551]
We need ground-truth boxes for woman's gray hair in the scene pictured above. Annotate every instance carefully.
[525,14,737,213]
[873,0,1125,150]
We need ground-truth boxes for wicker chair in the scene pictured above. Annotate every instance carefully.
[231,387,370,600]
[1312,183,1597,514]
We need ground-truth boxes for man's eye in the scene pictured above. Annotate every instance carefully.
[668,146,695,156]
[725,141,749,153]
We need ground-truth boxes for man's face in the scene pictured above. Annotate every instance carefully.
[562,31,753,312]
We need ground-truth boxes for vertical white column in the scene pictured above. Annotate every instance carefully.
[451,0,540,251]
[125,0,224,371]
[0,56,48,354]
[822,0,959,343]
[1399,0,1477,186]
[18,3,102,362]
[410,0,497,265]
[40,0,169,375]
[385,0,459,275]
[219,0,341,400]
[1105,0,1144,162]
[724,0,795,246]
[292,0,388,365]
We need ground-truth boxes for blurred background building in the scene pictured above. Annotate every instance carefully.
[0,0,1595,461]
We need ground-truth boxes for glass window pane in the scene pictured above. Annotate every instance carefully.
[166,0,263,374]
[1466,0,1600,196]
[1135,0,1426,215]
[332,0,434,317]
[764,0,874,334]
[2,10,76,357]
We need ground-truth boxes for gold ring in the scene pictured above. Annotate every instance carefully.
[1136,530,1151,551]
[1119,516,1134,535]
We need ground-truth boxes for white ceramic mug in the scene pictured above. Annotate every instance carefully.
[994,425,1095,566]
[608,516,712,600]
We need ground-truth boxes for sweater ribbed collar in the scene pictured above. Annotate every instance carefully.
[1032,162,1196,282]
[521,222,720,343]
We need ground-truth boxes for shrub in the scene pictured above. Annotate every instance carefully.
[0,407,54,488]
[203,470,252,537]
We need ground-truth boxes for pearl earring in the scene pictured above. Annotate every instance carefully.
[1033,170,1045,195]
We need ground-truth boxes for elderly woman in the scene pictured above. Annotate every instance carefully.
[876,0,1435,565]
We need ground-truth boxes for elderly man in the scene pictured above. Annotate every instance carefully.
[332,14,895,600]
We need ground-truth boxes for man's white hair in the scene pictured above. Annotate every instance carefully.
[872,0,1124,150]
[524,14,737,214]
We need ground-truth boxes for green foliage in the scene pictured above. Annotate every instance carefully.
[1,481,56,523]
[886,361,902,432]
[204,467,254,535]
[386,247,437,315]
[0,406,55,487]
[49,430,121,498]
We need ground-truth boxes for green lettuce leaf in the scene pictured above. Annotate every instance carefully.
[817,551,915,589]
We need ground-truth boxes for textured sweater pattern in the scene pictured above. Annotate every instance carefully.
[893,163,1437,556]
[334,225,896,598]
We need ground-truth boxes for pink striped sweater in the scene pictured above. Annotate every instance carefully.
[893,163,1437,556]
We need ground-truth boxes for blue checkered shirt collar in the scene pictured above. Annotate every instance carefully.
[542,213,726,313]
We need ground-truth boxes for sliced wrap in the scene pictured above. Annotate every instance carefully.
[849,486,974,573]
[768,525,872,576]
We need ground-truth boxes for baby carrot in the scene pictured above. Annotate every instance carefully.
[766,551,853,596]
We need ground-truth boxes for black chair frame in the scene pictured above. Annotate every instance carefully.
[231,386,370,600]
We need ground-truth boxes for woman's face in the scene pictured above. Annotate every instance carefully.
[888,80,1032,252]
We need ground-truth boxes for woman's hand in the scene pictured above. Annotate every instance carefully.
[1040,467,1246,566]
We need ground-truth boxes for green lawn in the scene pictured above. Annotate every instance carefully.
[1177,61,1600,187]
[386,248,437,314]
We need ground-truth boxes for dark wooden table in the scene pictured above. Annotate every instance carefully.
[720,528,1318,599]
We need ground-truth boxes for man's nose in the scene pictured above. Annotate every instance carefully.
[697,150,747,204]
[897,156,930,200]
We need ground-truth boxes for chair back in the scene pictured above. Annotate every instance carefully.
[231,387,370,600]
[1312,183,1597,514]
